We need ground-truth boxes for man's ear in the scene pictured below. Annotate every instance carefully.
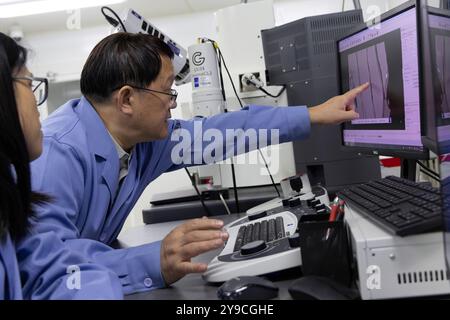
[116,86,135,116]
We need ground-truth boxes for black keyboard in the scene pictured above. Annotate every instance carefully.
[233,217,285,252]
[338,176,442,236]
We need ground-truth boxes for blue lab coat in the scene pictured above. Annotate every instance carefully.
[29,96,311,295]
[1,227,123,299]
[0,234,22,300]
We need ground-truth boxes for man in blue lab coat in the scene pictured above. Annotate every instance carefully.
[28,32,368,296]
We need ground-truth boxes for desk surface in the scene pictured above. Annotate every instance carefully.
[118,214,299,300]
[142,185,281,224]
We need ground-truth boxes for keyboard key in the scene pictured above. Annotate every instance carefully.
[233,226,246,252]
[252,222,261,242]
[243,224,253,246]
[268,219,276,242]
[275,217,285,239]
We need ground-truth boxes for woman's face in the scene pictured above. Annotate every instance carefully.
[13,67,43,161]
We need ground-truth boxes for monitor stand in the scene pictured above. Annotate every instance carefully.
[400,158,417,181]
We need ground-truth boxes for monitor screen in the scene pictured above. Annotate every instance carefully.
[338,4,428,158]
[429,11,450,151]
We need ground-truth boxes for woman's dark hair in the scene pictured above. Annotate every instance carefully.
[81,32,174,103]
[0,33,47,241]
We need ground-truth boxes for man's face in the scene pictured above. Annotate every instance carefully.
[133,55,177,141]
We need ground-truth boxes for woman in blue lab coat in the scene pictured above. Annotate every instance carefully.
[0,33,123,299]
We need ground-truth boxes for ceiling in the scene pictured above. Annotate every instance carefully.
[0,0,271,35]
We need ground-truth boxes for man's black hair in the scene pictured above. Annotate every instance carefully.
[81,32,175,103]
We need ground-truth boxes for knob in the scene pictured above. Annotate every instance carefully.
[310,199,320,207]
[282,198,292,207]
[288,233,301,248]
[240,240,267,255]
[248,211,267,221]
[314,204,326,211]
[289,198,301,207]
[306,198,317,207]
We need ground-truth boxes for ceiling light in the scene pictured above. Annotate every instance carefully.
[0,0,126,18]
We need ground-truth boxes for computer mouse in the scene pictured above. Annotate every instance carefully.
[217,276,279,300]
[288,276,359,300]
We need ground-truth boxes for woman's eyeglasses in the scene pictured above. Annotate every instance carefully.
[13,76,49,107]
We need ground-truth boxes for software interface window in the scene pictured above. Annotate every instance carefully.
[348,39,394,123]
[339,8,424,152]
[436,34,450,116]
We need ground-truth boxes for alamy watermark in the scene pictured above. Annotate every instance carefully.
[170,124,281,175]
[66,265,81,290]
[66,9,81,30]
[366,265,381,290]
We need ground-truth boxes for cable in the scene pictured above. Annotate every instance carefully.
[342,0,345,12]
[217,47,244,108]
[419,164,439,180]
[213,40,281,198]
[184,168,212,217]
[219,193,232,215]
[258,86,286,98]
[242,73,286,99]
[419,169,440,182]
[416,160,440,180]
[219,51,282,196]
[229,157,240,213]
[101,6,127,32]
[258,150,281,197]
[199,38,240,213]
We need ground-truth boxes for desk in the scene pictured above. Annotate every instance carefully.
[118,213,298,300]
[142,185,281,224]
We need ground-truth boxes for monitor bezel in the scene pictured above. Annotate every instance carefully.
[337,0,430,160]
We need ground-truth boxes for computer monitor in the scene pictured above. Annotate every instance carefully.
[429,3,450,285]
[262,10,381,191]
[338,1,430,161]
[428,7,450,154]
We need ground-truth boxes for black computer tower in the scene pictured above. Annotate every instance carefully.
[262,10,381,192]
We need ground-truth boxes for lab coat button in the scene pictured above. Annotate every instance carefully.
[144,278,153,288]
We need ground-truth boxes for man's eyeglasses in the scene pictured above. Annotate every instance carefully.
[13,76,49,107]
[113,85,178,103]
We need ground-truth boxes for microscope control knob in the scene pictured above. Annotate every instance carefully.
[310,199,321,207]
[248,211,267,221]
[306,198,317,207]
[289,198,301,207]
[240,240,267,255]
[288,233,301,248]
[282,198,292,207]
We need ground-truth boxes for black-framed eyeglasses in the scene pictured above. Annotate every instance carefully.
[13,76,49,107]
[113,85,178,103]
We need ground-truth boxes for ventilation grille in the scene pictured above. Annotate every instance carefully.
[310,14,361,31]
[311,14,362,55]
[397,269,450,285]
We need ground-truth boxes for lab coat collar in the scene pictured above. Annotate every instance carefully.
[75,96,119,199]
[76,96,118,161]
